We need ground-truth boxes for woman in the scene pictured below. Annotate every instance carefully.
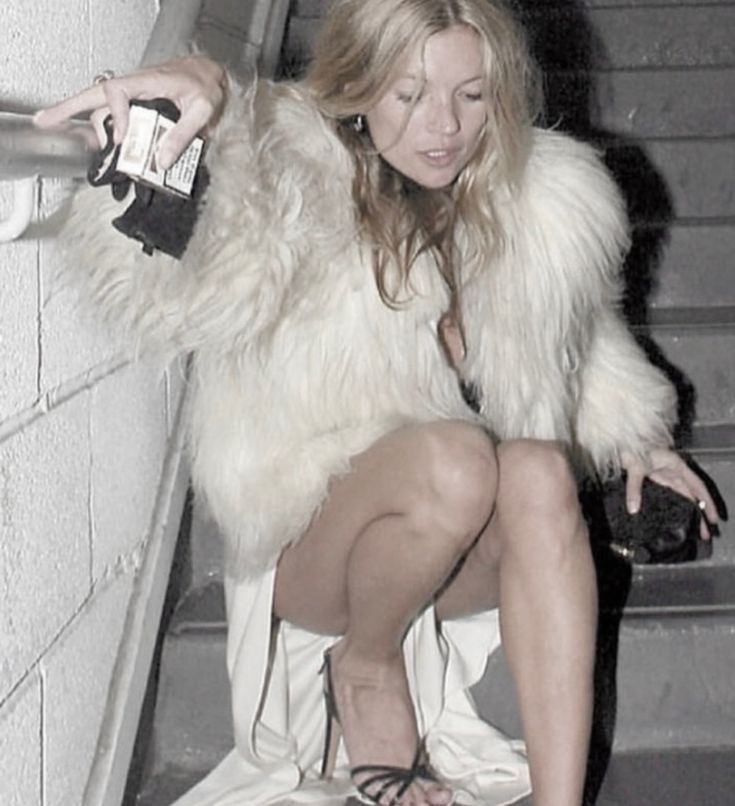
[37,1,716,805]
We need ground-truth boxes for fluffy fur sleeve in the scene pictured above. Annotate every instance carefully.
[59,77,354,357]
[574,309,676,475]
[461,129,677,475]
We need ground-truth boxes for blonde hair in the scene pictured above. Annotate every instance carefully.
[304,0,541,307]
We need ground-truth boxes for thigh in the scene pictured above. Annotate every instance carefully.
[273,420,495,635]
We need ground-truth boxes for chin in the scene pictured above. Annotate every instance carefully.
[408,169,461,190]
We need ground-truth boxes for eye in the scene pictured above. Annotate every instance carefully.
[461,91,483,102]
[396,91,422,105]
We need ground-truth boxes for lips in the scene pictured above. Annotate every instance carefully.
[419,148,461,168]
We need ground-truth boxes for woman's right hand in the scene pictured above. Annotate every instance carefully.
[34,55,227,170]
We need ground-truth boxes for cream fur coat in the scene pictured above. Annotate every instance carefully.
[63,79,676,574]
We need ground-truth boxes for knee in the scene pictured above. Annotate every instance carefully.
[409,422,498,547]
[496,440,584,552]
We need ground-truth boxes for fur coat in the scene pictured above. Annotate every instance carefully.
[62,79,676,574]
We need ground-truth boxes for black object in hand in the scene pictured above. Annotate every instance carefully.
[601,476,703,564]
[87,98,209,259]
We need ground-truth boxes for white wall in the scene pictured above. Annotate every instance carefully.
[0,2,186,804]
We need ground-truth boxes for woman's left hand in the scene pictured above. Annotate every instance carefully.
[621,448,718,539]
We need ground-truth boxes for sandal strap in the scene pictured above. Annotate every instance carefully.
[354,770,412,806]
[351,747,439,806]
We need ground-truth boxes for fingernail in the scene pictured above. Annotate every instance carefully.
[157,147,174,171]
[627,499,640,514]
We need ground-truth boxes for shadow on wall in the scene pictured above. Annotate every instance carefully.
[516,0,695,436]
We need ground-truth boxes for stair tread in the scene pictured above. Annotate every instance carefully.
[635,214,735,226]
[135,767,203,806]
[596,746,735,806]
[687,422,735,454]
[171,555,735,634]
[169,580,226,634]
[137,745,735,806]
[624,563,735,615]
[635,305,735,330]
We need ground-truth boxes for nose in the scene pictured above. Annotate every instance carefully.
[427,97,460,135]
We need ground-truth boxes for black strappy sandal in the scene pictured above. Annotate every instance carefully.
[320,650,450,806]
[351,744,442,805]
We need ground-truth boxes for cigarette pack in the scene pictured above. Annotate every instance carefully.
[116,104,204,198]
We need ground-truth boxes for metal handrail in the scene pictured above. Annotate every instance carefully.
[0,0,205,243]
[0,111,95,180]
[0,0,289,243]
[0,112,97,242]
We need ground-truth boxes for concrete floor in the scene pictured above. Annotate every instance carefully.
[135,747,735,806]
[592,748,735,806]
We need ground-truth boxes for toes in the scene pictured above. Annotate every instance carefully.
[409,781,446,806]
[424,782,453,806]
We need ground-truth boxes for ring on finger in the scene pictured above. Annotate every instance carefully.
[93,69,115,85]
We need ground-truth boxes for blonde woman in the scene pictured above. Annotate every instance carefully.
[38,1,716,804]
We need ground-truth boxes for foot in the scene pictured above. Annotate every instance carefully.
[329,640,452,806]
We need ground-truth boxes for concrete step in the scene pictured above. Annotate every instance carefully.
[286,6,735,72]
[521,5,735,71]
[146,583,230,780]
[477,611,735,753]
[546,67,735,138]
[291,0,735,14]
[685,421,735,538]
[592,747,735,806]
[626,221,735,312]
[146,493,735,779]
[606,139,735,223]
[188,496,223,590]
[135,767,201,806]
[620,564,735,616]
[141,581,735,799]
[137,746,735,806]
[639,311,735,427]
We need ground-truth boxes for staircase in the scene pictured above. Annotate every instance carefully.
[131,1,735,804]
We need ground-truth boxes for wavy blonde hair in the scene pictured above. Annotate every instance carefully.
[304,0,541,308]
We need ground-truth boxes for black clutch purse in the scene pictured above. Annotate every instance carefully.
[601,477,704,564]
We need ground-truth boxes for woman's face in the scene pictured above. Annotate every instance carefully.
[365,25,487,190]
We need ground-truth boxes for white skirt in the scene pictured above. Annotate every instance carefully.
[172,568,531,806]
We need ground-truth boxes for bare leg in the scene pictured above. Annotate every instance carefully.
[436,440,597,806]
[274,421,498,806]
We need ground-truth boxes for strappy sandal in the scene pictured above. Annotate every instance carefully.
[352,744,442,805]
[320,650,451,806]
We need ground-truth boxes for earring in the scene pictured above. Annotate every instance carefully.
[352,114,365,133]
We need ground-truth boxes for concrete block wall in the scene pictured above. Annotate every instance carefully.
[0,2,186,804]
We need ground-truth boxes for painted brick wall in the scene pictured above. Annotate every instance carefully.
[0,2,185,804]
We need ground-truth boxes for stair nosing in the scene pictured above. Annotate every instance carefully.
[630,305,735,332]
